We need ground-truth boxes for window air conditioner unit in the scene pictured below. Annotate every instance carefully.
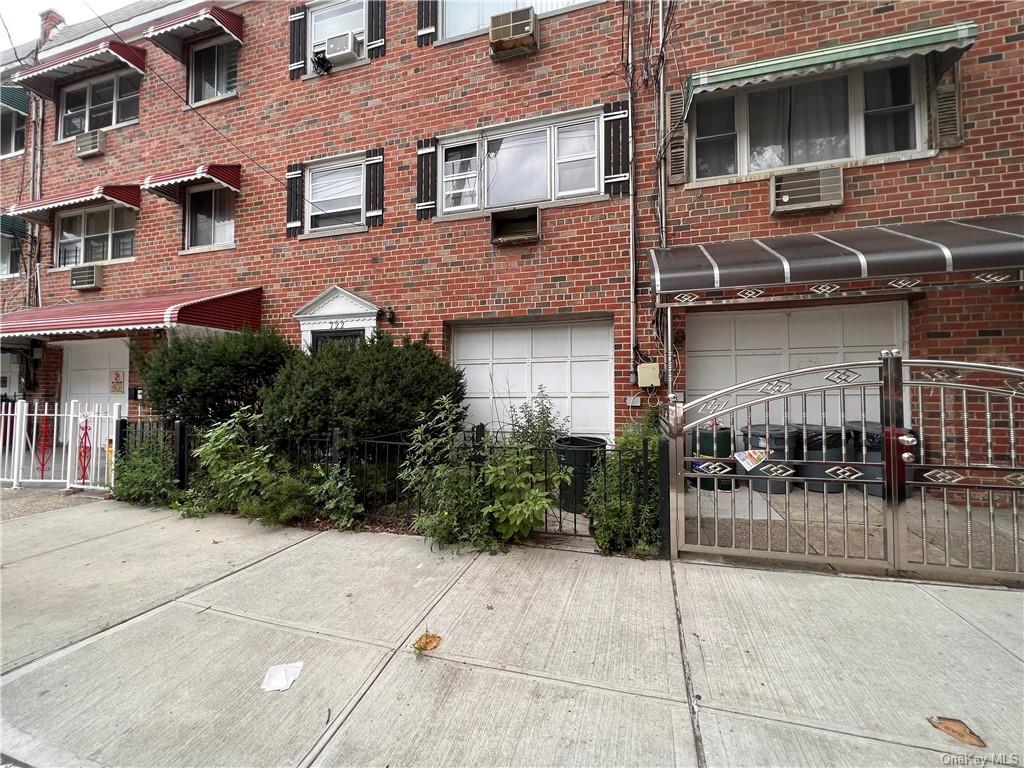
[70,263,103,291]
[489,7,539,61]
[770,167,843,214]
[75,130,106,159]
[325,31,361,64]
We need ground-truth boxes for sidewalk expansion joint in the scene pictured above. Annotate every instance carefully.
[670,561,709,768]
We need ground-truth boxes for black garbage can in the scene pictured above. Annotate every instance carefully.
[797,425,851,493]
[738,424,801,494]
[847,421,884,496]
[554,436,607,514]
[689,426,735,491]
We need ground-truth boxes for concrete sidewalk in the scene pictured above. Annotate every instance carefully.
[1,497,1021,767]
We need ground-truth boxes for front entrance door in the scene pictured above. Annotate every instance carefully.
[60,338,130,414]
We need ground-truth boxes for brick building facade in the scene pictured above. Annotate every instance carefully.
[1,0,1021,437]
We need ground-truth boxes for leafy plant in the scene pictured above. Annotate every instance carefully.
[113,433,181,506]
[507,386,569,449]
[585,410,662,555]
[140,328,295,427]
[262,333,466,448]
[482,446,569,540]
[238,473,313,526]
[308,463,364,529]
[401,395,492,550]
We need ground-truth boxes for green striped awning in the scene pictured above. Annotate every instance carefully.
[0,85,29,115]
[683,21,977,116]
[1,215,27,239]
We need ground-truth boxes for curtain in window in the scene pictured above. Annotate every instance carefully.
[789,77,849,165]
[748,88,789,171]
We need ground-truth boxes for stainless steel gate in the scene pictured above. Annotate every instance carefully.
[665,351,1023,583]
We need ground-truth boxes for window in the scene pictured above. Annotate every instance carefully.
[1,234,19,275]
[187,185,235,248]
[307,161,364,230]
[311,329,363,351]
[439,115,601,214]
[691,61,923,181]
[1,107,25,157]
[56,206,136,267]
[190,38,239,105]
[60,72,140,139]
[442,0,587,39]
[310,0,365,64]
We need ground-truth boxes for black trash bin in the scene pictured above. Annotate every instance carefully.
[847,420,884,496]
[689,426,735,491]
[796,425,851,493]
[738,424,801,494]
[554,436,607,514]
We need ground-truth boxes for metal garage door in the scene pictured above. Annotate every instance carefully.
[453,321,613,438]
[60,337,130,413]
[685,301,907,421]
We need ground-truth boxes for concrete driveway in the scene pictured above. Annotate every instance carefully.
[1,494,1021,767]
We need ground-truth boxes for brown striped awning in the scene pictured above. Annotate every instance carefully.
[649,214,1024,298]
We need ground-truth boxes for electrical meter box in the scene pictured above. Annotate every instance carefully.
[636,363,661,388]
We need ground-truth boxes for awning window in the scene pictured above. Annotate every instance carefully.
[7,185,141,224]
[649,214,1024,296]
[0,85,29,115]
[11,40,146,101]
[682,22,977,118]
[0,287,262,339]
[143,7,244,63]
[141,164,242,202]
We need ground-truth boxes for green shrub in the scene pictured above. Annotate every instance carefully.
[140,328,296,426]
[261,333,465,447]
[308,463,364,529]
[482,446,569,540]
[507,386,568,448]
[238,473,313,526]
[113,434,181,506]
[585,411,661,555]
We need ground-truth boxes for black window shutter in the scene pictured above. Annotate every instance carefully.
[289,5,307,80]
[365,148,384,227]
[417,0,438,47]
[416,138,437,220]
[603,101,629,196]
[286,163,305,237]
[366,0,386,59]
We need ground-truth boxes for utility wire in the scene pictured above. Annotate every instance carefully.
[0,13,31,66]
[80,0,331,217]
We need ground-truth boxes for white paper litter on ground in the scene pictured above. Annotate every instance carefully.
[261,662,303,692]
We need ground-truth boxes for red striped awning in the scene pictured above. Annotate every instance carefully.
[11,40,145,100]
[144,6,244,62]
[141,164,242,202]
[0,287,262,339]
[7,185,141,224]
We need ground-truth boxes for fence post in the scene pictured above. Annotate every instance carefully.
[331,428,343,465]
[64,400,79,491]
[173,420,189,490]
[658,436,672,559]
[11,399,28,489]
[115,417,129,456]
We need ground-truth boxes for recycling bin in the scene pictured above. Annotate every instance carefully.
[797,425,851,493]
[738,424,801,494]
[689,426,735,491]
[554,436,607,514]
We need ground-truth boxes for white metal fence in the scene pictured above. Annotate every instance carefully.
[0,400,122,490]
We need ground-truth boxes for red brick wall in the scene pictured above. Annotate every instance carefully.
[1,96,33,314]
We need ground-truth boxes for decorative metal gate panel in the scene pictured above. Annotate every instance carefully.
[665,351,1023,583]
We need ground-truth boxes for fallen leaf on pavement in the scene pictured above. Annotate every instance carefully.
[928,716,986,747]
[413,633,441,655]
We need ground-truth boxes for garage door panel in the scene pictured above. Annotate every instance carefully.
[685,315,733,352]
[463,397,493,429]
[492,328,529,360]
[843,305,900,346]
[789,351,843,372]
[494,397,528,426]
[789,310,840,349]
[570,397,610,436]
[570,360,609,393]
[454,329,492,361]
[735,314,786,350]
[533,361,568,394]
[570,323,610,357]
[687,355,736,390]
[461,363,493,396]
[491,363,528,395]
[531,326,569,358]
[735,353,784,382]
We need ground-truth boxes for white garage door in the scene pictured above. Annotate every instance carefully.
[453,321,613,438]
[61,338,130,414]
[685,301,907,422]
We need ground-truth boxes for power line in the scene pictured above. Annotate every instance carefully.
[0,13,31,66]
[79,0,331,217]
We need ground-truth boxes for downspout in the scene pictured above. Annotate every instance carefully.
[658,0,667,250]
[31,93,43,307]
[626,0,637,385]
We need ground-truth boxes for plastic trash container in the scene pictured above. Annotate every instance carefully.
[846,420,884,496]
[738,424,801,494]
[689,426,735,491]
[554,436,606,514]
[797,425,851,493]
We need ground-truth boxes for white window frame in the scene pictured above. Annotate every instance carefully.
[189,35,239,106]
[0,106,26,158]
[438,0,591,41]
[305,156,366,232]
[438,113,603,215]
[58,70,141,140]
[690,58,927,183]
[54,204,137,267]
[1,233,19,276]
[440,143,480,214]
[185,183,236,248]
[308,0,367,68]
